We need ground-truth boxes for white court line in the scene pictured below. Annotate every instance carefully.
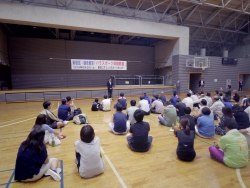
[100,146,127,188]
[0,108,58,128]
[236,168,247,188]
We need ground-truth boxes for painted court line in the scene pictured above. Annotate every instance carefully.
[0,169,14,172]
[100,146,127,188]
[6,169,15,188]
[236,169,247,188]
[60,160,64,188]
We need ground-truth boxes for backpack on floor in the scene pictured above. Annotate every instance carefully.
[73,108,82,116]
[73,113,88,125]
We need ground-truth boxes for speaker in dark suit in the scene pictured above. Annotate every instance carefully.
[107,78,113,99]
[198,78,205,92]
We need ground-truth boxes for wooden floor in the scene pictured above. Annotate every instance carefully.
[0,93,250,188]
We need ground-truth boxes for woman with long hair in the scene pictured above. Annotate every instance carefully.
[215,107,233,136]
[15,127,61,182]
[176,118,196,161]
[32,114,66,144]
[74,125,104,178]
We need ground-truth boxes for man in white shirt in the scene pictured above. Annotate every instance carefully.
[127,100,139,125]
[199,78,205,92]
[205,93,213,107]
[182,93,193,110]
[138,96,150,115]
[100,95,111,111]
[151,95,164,114]
[210,96,225,119]
[191,92,200,109]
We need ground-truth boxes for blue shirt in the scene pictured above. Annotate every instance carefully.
[170,96,178,107]
[197,115,215,137]
[15,145,47,181]
[113,112,127,133]
[118,97,127,109]
[223,102,232,109]
[58,104,71,120]
[144,96,150,104]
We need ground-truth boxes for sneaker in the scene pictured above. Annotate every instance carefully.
[45,168,62,176]
[63,121,69,125]
[45,169,61,181]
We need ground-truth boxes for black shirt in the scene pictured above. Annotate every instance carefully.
[175,102,186,117]
[130,121,150,151]
[234,111,250,130]
[180,115,195,132]
[176,129,195,152]
[233,94,240,102]
[91,102,100,111]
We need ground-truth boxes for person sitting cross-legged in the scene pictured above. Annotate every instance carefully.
[126,109,153,152]
[114,92,127,110]
[215,107,234,136]
[150,95,164,114]
[126,100,139,125]
[159,91,167,106]
[209,117,248,168]
[175,118,196,161]
[58,99,74,121]
[138,96,151,115]
[109,104,130,134]
[91,98,101,111]
[193,99,214,124]
[232,104,250,130]
[100,95,111,111]
[182,93,193,110]
[169,91,178,107]
[175,98,186,118]
[195,107,215,138]
[158,101,177,127]
[222,97,232,109]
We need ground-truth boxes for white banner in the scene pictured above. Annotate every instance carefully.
[71,59,127,70]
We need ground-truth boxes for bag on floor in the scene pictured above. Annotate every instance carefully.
[44,131,61,146]
[73,113,88,125]
[73,108,82,116]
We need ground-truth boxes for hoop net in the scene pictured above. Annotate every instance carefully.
[186,57,210,70]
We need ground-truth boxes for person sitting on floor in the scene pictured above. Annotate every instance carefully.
[209,117,248,168]
[175,118,196,161]
[15,127,61,182]
[195,107,215,138]
[32,114,66,144]
[159,91,167,105]
[126,109,153,152]
[58,99,74,121]
[158,101,177,127]
[182,93,193,110]
[215,107,234,136]
[150,95,164,114]
[91,98,101,111]
[241,96,249,110]
[41,101,66,129]
[117,92,127,110]
[191,91,200,109]
[214,90,219,96]
[205,93,213,107]
[143,93,150,104]
[194,99,214,122]
[210,96,225,119]
[244,98,250,120]
[138,96,150,115]
[169,91,178,107]
[232,104,250,130]
[232,90,240,104]
[127,100,139,125]
[100,95,111,111]
[175,98,186,118]
[109,104,130,134]
[222,97,232,109]
[74,125,105,178]
[66,96,76,109]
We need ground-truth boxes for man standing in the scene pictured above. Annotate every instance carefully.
[175,78,181,95]
[107,78,113,99]
[199,77,205,92]
[239,79,243,92]
[220,85,231,99]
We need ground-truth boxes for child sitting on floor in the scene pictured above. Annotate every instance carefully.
[91,98,101,111]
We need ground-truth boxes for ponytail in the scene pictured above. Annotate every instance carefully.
[180,118,190,135]
[185,125,190,135]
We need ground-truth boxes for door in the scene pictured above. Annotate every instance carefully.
[189,73,202,93]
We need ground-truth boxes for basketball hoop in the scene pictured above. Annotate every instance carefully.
[186,57,210,71]
[202,67,206,70]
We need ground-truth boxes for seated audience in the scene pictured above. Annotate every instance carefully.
[232,90,240,103]
[66,96,76,109]
[219,93,223,101]
[176,118,196,161]
[209,117,248,168]
[100,95,111,111]
[159,91,167,105]
[74,125,104,178]
[191,92,200,109]
[222,97,232,109]
[151,95,164,114]
[15,127,61,182]
[182,93,193,110]
[109,104,130,134]
[175,98,186,118]
[58,99,74,121]
[127,100,139,125]
[241,96,249,110]
[41,101,66,129]
[143,93,150,104]
[194,99,214,120]
[210,96,225,119]
[158,101,177,127]
[232,104,250,130]
[126,109,153,152]
[238,128,250,154]
[117,92,127,110]
[169,92,178,107]
[138,96,150,115]
[32,114,65,143]
[91,98,101,111]
[244,98,250,120]
[205,93,213,107]
[195,107,215,138]
[214,90,219,96]
[215,107,234,136]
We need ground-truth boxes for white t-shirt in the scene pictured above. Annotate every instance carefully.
[127,106,139,124]
[182,97,193,109]
[191,95,199,104]
[101,99,111,111]
[74,137,104,178]
[244,106,250,120]
[205,96,213,107]
[138,99,150,112]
